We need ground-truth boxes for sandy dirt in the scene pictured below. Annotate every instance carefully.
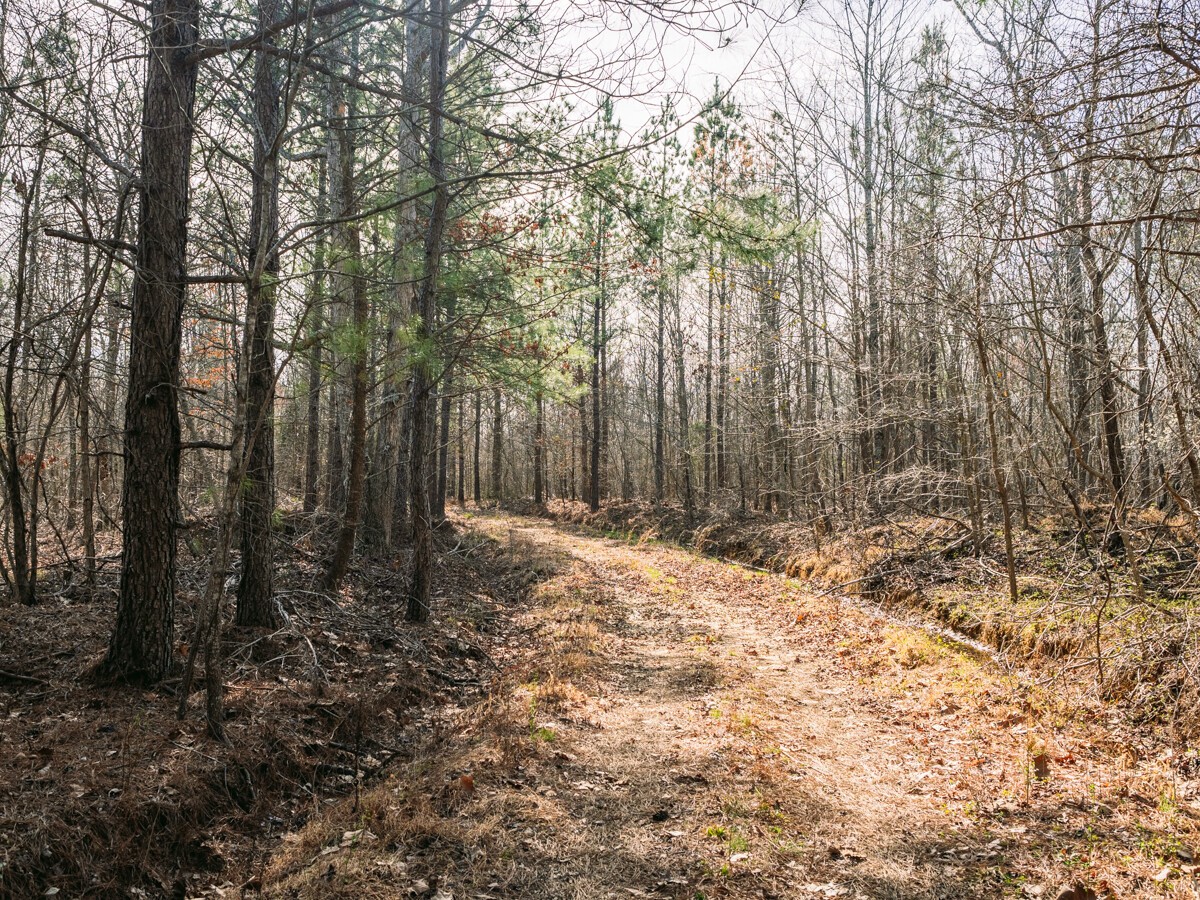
[265,513,1200,900]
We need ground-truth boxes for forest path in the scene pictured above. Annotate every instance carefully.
[478,513,989,900]
[266,513,1192,899]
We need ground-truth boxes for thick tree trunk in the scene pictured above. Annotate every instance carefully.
[237,0,282,627]
[325,38,369,591]
[1080,162,1126,511]
[405,0,450,623]
[389,387,411,540]
[97,0,198,682]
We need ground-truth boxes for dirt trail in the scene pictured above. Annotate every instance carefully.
[266,514,1199,900]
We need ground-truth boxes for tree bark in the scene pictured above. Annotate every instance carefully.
[237,0,283,626]
[534,391,545,505]
[472,390,481,504]
[324,34,369,591]
[654,266,666,503]
[2,140,44,606]
[433,293,456,522]
[97,0,199,682]
[456,397,466,504]
[491,387,503,501]
[589,221,604,513]
[672,274,694,523]
[405,0,450,623]
[303,159,327,515]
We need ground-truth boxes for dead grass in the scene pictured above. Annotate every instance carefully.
[248,512,1200,900]
[531,500,1200,743]
[0,514,530,898]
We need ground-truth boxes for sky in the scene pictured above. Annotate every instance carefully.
[535,0,963,141]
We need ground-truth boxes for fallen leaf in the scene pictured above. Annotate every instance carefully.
[1033,752,1050,779]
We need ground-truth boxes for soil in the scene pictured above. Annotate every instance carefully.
[0,517,524,898]
[535,499,1199,741]
[261,514,1200,900]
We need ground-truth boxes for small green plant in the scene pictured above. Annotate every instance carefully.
[1057,848,1085,871]
[731,712,755,734]
[526,681,554,741]
[721,796,750,819]
[726,828,749,854]
[1135,824,1184,863]
[1158,789,1178,817]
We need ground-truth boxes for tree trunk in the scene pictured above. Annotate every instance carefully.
[456,397,466,504]
[405,0,450,623]
[237,0,283,627]
[534,391,545,505]
[589,229,603,513]
[433,293,456,523]
[324,35,369,592]
[491,387,503,501]
[654,269,666,503]
[716,252,728,490]
[1133,219,1153,504]
[704,248,713,500]
[80,308,96,588]
[2,140,44,606]
[971,299,1019,605]
[97,0,199,682]
[472,390,481,504]
[303,159,327,515]
[672,276,694,523]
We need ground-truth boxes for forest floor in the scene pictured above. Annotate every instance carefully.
[261,513,1200,900]
[0,516,524,898]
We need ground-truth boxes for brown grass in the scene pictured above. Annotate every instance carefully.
[0,515,530,897]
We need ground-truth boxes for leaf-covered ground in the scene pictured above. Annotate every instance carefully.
[263,514,1200,900]
[0,517,521,897]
